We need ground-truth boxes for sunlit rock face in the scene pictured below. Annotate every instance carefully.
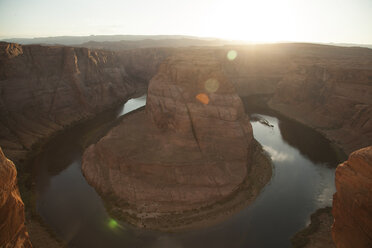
[0,147,32,248]
[82,51,266,227]
[269,65,372,155]
[0,42,171,163]
[332,146,372,248]
[220,43,372,155]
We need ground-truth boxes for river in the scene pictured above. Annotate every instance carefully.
[29,95,340,248]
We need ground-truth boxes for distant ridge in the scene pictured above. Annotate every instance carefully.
[1,34,220,46]
[1,35,371,49]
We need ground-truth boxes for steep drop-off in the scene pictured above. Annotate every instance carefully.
[1,43,371,162]
[0,42,172,163]
[220,43,372,154]
[332,146,372,248]
[0,147,32,248]
[82,51,271,230]
[269,65,372,154]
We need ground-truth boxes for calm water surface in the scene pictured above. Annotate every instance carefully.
[30,96,340,248]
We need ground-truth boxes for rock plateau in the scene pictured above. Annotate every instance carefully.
[82,51,272,230]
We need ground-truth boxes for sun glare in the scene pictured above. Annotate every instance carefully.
[201,0,296,42]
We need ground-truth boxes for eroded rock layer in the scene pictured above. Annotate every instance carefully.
[0,147,32,247]
[220,43,372,154]
[1,42,371,162]
[269,65,372,154]
[332,146,372,248]
[82,51,271,229]
[0,42,171,163]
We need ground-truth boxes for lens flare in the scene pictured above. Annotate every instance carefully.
[204,78,219,93]
[108,218,118,229]
[227,50,237,61]
[196,93,210,105]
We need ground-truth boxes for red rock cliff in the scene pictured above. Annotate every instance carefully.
[332,146,372,247]
[269,65,372,154]
[218,43,372,154]
[0,147,32,247]
[1,43,371,161]
[0,42,171,163]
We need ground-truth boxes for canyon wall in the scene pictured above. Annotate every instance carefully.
[1,42,371,161]
[0,42,172,163]
[332,146,372,248]
[219,44,372,154]
[0,147,32,247]
[269,64,372,154]
[82,51,271,230]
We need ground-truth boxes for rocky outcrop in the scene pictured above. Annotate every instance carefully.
[82,51,271,230]
[291,207,335,248]
[298,146,372,248]
[332,146,372,248]
[332,147,372,246]
[0,147,32,247]
[0,42,171,163]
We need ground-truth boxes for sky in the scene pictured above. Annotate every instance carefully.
[0,0,371,44]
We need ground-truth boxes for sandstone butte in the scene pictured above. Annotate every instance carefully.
[332,145,372,248]
[82,51,272,230]
[0,147,32,248]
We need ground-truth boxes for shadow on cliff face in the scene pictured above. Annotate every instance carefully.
[242,95,345,167]
[27,104,125,194]
[277,116,345,166]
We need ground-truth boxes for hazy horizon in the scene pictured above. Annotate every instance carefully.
[1,0,372,44]
[2,34,372,46]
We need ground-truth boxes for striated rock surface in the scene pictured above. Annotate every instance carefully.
[1,42,371,162]
[269,65,372,154]
[0,42,171,163]
[220,43,372,154]
[82,51,271,230]
[332,146,372,248]
[0,147,32,247]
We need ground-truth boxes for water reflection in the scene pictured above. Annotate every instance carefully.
[278,116,346,165]
[31,96,339,248]
[117,95,147,117]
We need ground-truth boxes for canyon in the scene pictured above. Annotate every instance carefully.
[0,42,172,163]
[221,43,372,155]
[81,50,271,230]
[1,42,371,164]
[0,41,371,247]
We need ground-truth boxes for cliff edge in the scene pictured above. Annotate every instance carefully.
[0,42,171,163]
[332,145,372,248]
[0,147,32,247]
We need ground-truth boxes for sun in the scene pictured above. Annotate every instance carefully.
[199,0,296,42]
